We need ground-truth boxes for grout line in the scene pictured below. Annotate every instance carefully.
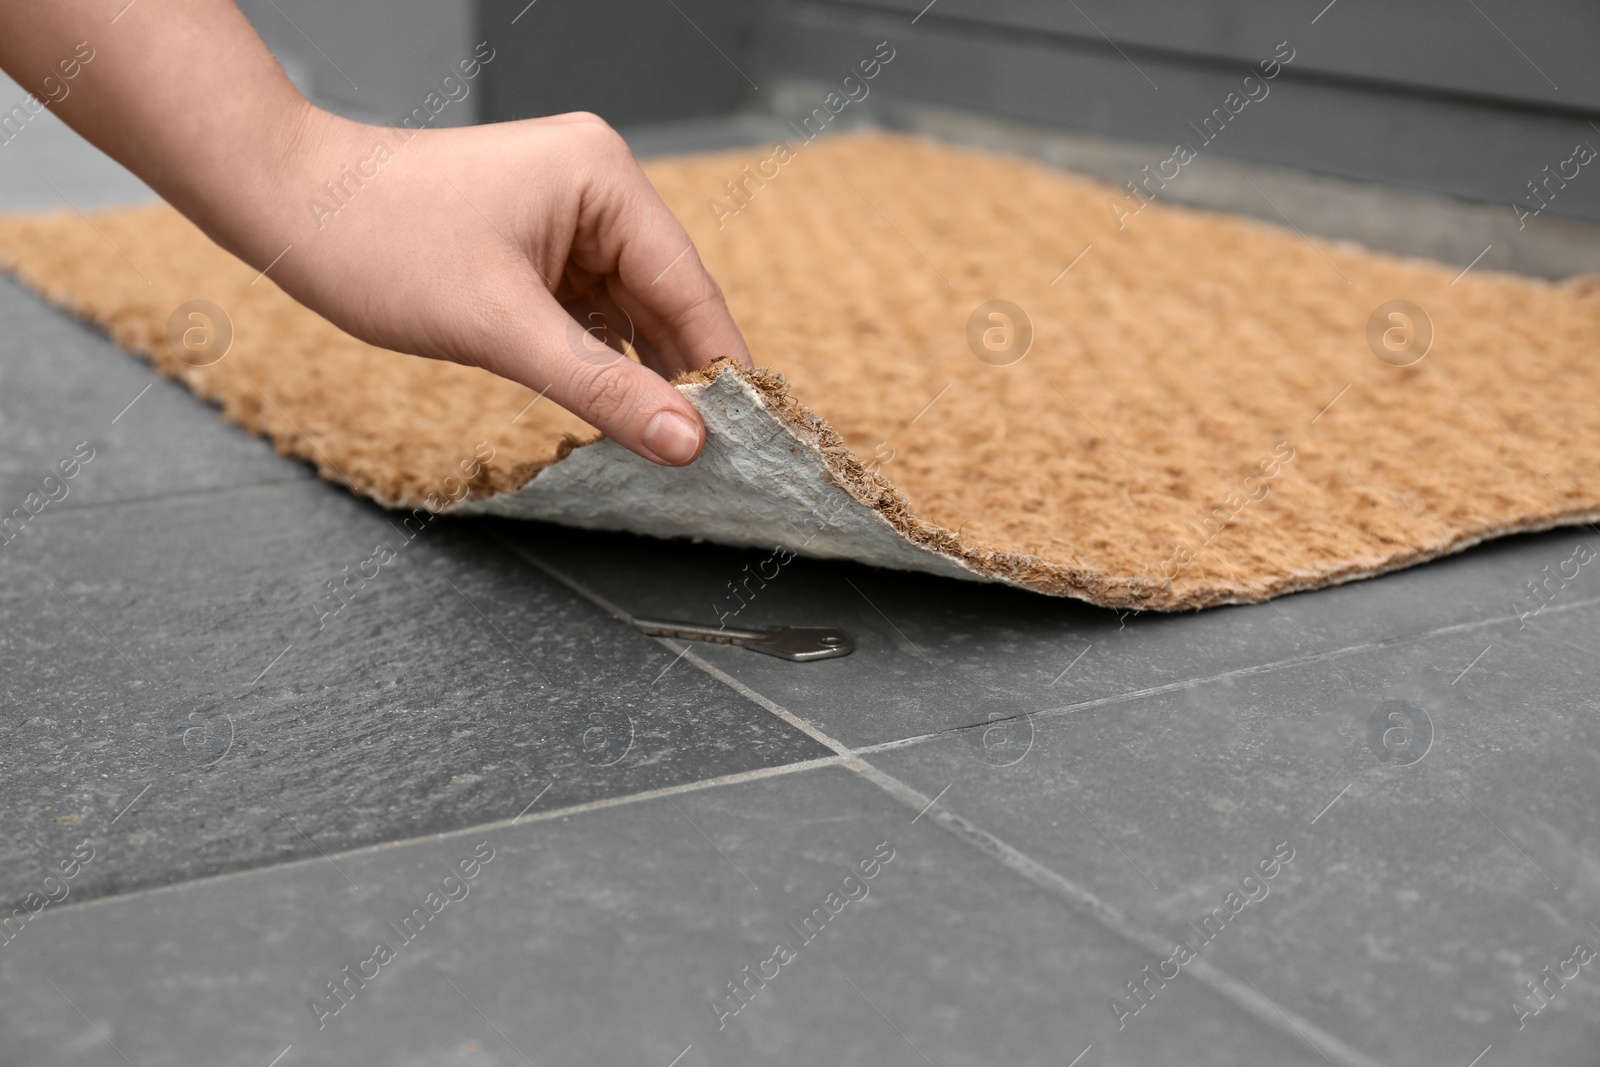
[27,498,1600,1012]
[911,782,951,823]
[266,797,361,891]
[846,758,1388,1067]
[18,475,316,528]
[40,525,1533,1053]
[1268,600,1356,690]
[513,546,1390,1067]
[496,534,855,755]
[511,783,553,825]
[34,755,845,919]
[494,534,635,621]
[675,646,853,756]
[648,641,695,685]
[852,588,1600,759]
[1242,976,1348,1067]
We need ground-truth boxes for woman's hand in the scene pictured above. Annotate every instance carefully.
[244,107,751,466]
[0,0,751,465]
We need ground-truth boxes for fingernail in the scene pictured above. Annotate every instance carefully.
[642,410,702,465]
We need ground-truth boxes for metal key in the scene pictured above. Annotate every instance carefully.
[631,617,854,662]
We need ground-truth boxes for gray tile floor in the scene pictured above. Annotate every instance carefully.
[3,86,1598,1067]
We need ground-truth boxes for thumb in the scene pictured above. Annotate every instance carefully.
[492,293,708,466]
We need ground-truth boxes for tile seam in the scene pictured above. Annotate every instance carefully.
[31,754,846,918]
[513,543,1391,1067]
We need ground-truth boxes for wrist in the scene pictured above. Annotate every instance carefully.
[174,94,362,269]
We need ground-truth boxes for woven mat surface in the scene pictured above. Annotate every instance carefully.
[3,132,1597,609]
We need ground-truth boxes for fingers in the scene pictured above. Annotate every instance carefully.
[557,354,706,466]
[482,287,706,467]
[570,122,754,376]
[562,292,637,363]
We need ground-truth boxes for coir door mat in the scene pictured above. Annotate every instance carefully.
[2,133,1597,610]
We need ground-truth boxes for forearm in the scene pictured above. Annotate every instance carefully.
[0,0,753,466]
[0,0,316,263]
